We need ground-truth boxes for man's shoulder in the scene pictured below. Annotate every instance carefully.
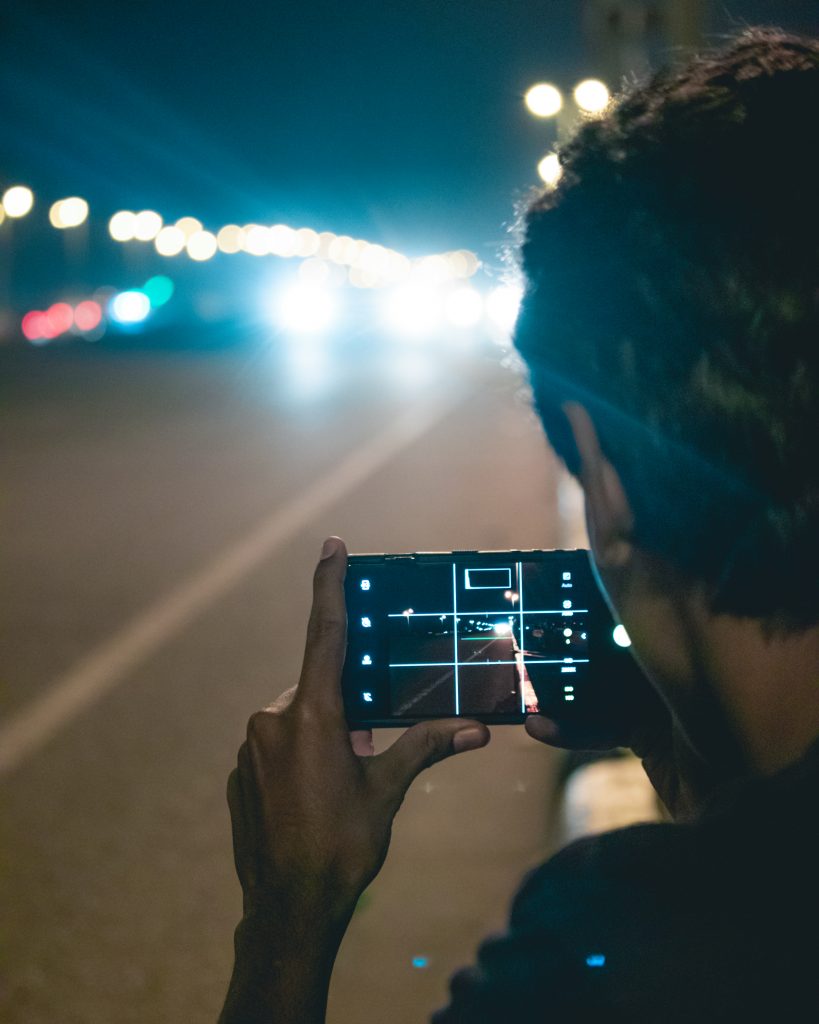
[510,819,690,933]
[511,745,819,950]
[433,753,819,1023]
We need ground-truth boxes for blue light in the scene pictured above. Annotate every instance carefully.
[275,282,337,334]
[411,956,429,969]
[585,954,606,968]
[109,290,151,325]
[142,275,175,308]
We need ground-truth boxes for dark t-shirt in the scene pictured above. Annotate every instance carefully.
[432,741,819,1022]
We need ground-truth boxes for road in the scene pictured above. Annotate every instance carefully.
[0,330,569,1023]
[392,634,522,719]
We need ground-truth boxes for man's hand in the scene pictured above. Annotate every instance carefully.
[221,536,490,1024]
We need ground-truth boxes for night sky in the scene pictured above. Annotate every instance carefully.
[2,1,818,262]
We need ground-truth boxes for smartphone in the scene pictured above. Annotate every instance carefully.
[342,548,646,730]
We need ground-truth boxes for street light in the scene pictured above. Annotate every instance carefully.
[109,210,137,241]
[49,197,89,229]
[574,78,610,114]
[537,153,563,188]
[524,83,563,118]
[526,76,611,181]
[2,185,34,218]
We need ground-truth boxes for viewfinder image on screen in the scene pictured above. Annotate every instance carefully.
[343,554,591,720]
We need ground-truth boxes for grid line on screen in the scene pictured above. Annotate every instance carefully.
[386,609,589,617]
[389,659,590,668]
[518,561,525,714]
[452,561,459,715]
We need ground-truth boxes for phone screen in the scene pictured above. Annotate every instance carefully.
[342,549,616,725]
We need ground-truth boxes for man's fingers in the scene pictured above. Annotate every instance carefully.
[296,537,348,708]
[524,713,618,752]
[373,719,490,804]
[524,715,563,745]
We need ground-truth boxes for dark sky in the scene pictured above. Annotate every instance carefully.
[2,1,818,261]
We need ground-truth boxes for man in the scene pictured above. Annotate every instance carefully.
[220,28,818,1022]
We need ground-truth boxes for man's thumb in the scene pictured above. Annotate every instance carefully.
[376,719,490,798]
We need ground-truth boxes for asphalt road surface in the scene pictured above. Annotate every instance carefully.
[1,330,571,1023]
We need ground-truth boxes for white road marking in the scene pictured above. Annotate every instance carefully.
[0,389,469,777]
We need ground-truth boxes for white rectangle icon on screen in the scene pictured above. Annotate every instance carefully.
[464,567,512,590]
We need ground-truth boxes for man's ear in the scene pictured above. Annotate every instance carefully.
[562,402,634,569]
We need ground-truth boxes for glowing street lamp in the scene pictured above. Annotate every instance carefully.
[133,210,163,241]
[109,211,137,242]
[537,152,563,188]
[49,197,89,229]
[574,78,610,114]
[524,83,563,118]
[154,225,186,256]
[2,185,34,218]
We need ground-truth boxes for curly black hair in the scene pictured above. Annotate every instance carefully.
[514,27,819,627]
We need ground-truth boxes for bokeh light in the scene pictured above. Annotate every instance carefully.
[486,284,523,333]
[74,300,103,332]
[186,230,218,261]
[217,224,243,254]
[21,311,48,342]
[3,185,35,218]
[275,282,337,333]
[573,78,610,114]
[109,290,151,324]
[328,235,355,265]
[268,224,297,258]
[45,302,74,335]
[298,258,331,286]
[294,227,320,258]
[445,285,483,328]
[133,210,163,241]
[243,225,270,256]
[384,284,442,339]
[175,216,203,239]
[357,243,391,278]
[109,211,137,242]
[537,152,563,187]
[154,226,186,256]
[524,83,563,118]
[49,197,89,229]
[142,275,175,308]
[415,255,450,285]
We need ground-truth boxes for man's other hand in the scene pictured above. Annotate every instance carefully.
[226,536,491,931]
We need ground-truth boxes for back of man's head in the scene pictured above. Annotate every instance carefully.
[515,27,818,628]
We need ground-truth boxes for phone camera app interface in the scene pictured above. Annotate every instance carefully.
[345,556,590,719]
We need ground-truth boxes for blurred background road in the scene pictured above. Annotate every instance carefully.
[1,337,565,1023]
